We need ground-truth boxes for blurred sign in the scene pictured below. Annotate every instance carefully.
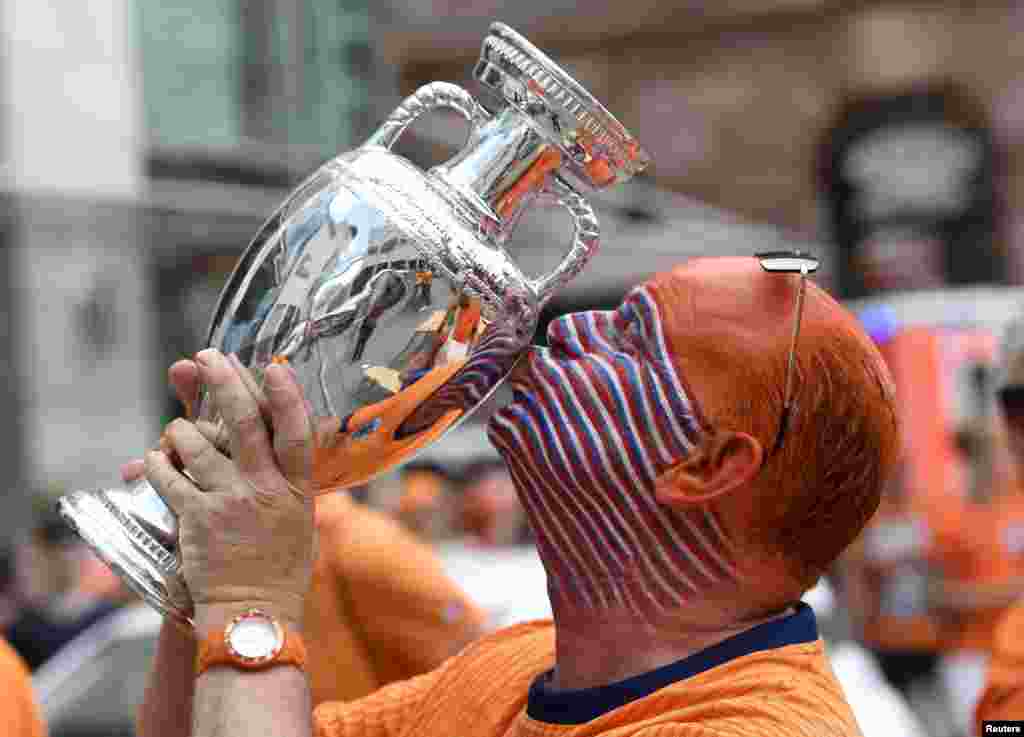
[821,81,1002,298]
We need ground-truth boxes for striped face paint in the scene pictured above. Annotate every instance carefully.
[488,285,739,617]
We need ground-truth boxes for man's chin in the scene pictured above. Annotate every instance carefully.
[485,411,511,455]
[486,384,533,445]
[487,349,541,442]
[488,385,528,421]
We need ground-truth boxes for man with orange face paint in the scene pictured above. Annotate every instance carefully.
[135,255,900,737]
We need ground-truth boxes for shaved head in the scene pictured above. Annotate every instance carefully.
[647,258,900,591]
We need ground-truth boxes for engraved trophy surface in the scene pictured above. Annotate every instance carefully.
[57,22,650,628]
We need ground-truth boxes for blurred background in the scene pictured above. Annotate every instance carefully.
[3,1,1024,736]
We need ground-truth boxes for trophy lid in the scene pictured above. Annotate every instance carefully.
[474,22,651,189]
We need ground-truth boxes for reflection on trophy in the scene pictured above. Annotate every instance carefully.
[56,22,650,628]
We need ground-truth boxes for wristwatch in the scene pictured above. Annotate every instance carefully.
[195,608,307,676]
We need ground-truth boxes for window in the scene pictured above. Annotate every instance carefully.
[138,0,373,159]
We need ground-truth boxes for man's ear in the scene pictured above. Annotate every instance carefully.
[654,431,763,508]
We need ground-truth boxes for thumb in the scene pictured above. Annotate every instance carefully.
[120,459,146,483]
[168,360,202,417]
[264,363,314,494]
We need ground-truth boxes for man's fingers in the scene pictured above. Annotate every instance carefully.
[194,419,229,453]
[228,354,268,409]
[264,363,313,493]
[121,417,222,485]
[168,360,201,418]
[144,450,205,516]
[163,418,237,494]
[120,459,146,483]
[194,349,275,475]
[228,354,275,428]
[170,358,272,426]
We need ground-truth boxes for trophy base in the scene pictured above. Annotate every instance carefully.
[57,489,195,630]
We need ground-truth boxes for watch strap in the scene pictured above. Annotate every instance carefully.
[195,611,307,676]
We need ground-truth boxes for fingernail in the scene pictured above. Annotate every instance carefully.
[265,362,288,387]
[195,349,218,366]
[270,355,298,379]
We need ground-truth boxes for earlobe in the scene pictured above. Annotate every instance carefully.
[654,432,763,508]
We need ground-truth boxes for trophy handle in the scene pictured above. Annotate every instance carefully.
[366,82,490,152]
[528,175,600,305]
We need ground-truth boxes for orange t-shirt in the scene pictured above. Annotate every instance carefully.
[304,493,486,706]
[314,606,863,737]
[975,600,1024,728]
[859,328,1024,654]
[930,489,1024,653]
[0,637,47,737]
[851,485,1024,653]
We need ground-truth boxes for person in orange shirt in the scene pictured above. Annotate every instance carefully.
[975,598,1024,728]
[300,491,486,704]
[458,458,526,546]
[135,255,900,737]
[0,636,47,737]
[974,367,1024,730]
[835,327,1024,734]
[125,365,486,736]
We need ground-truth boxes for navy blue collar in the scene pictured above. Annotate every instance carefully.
[526,601,818,725]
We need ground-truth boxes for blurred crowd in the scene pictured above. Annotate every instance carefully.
[830,311,1024,737]
[0,504,135,671]
[394,457,528,547]
[0,448,531,670]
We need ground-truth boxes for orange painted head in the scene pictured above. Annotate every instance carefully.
[646,257,901,594]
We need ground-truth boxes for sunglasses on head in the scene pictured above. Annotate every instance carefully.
[755,251,820,457]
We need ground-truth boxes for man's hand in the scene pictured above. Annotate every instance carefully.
[122,359,204,482]
[144,349,315,631]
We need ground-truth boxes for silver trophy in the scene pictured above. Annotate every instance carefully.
[57,22,650,628]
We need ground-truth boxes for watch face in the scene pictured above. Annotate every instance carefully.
[227,612,283,662]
